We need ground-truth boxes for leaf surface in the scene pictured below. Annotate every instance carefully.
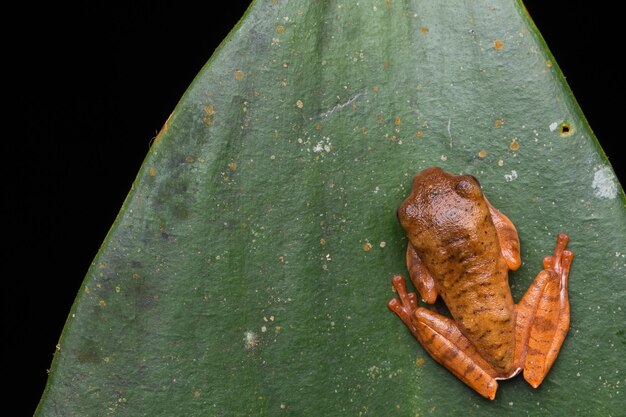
[37,1,625,416]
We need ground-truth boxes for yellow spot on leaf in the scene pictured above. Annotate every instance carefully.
[420,26,429,33]
[415,358,426,366]
[383,61,390,69]
[385,0,393,8]
[494,39,504,50]
[546,59,553,68]
[228,162,238,171]
[495,118,505,128]
[478,149,488,158]
[276,25,285,34]
[363,242,373,252]
[203,105,215,126]
[415,130,424,138]
[193,390,201,398]
[509,138,520,151]
[320,238,326,246]
[394,116,401,126]
[148,167,156,177]
[98,299,106,308]
[234,70,245,80]
[385,133,398,143]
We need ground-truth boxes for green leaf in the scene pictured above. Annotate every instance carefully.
[37,1,625,416]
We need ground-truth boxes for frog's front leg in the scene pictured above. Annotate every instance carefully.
[406,244,438,304]
[485,197,522,271]
[515,233,573,388]
[388,276,501,400]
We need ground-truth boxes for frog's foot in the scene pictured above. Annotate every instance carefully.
[388,275,420,335]
[515,233,573,388]
[388,276,501,400]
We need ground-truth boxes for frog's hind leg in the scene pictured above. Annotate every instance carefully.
[515,233,573,388]
[388,276,500,400]
[406,244,438,304]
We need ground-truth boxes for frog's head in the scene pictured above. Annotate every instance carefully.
[397,167,487,247]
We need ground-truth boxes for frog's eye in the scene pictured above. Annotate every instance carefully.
[455,176,482,199]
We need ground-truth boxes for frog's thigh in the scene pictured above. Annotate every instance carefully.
[484,197,521,270]
[406,244,438,304]
[413,307,500,400]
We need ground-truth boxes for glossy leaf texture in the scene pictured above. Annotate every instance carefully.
[36,1,625,416]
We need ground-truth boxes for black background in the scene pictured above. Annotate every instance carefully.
[6,2,621,413]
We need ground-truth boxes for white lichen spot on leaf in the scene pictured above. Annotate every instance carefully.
[591,166,618,199]
[312,136,332,154]
[504,170,518,182]
[244,331,260,350]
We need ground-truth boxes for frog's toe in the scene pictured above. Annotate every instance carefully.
[388,275,419,331]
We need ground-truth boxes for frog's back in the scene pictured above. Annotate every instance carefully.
[418,224,516,374]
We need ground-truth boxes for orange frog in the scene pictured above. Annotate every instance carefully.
[388,167,573,400]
